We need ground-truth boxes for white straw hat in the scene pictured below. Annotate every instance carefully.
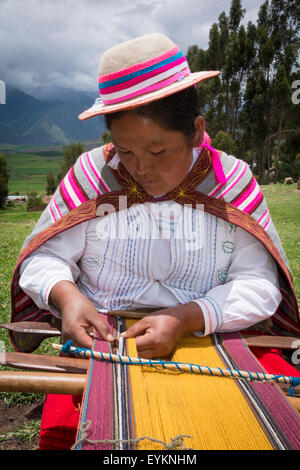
[79,32,220,120]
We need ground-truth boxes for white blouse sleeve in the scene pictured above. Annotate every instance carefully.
[192,227,282,336]
[19,222,88,318]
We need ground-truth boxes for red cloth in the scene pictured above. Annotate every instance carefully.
[38,347,300,450]
[39,394,81,450]
[250,346,300,377]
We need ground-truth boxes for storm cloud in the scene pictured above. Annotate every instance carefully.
[0,0,263,94]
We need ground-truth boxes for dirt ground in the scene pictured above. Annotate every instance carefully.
[0,398,43,450]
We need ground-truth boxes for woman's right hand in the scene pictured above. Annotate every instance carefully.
[49,280,114,349]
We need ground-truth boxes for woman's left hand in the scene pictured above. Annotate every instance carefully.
[119,302,204,359]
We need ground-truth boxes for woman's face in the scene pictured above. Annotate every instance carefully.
[110,112,204,196]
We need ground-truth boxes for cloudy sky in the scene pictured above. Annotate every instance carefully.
[0,0,264,95]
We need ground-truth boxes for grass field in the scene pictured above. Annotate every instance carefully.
[0,183,299,411]
[261,184,300,297]
[2,141,101,196]
[5,151,64,195]
[0,209,55,359]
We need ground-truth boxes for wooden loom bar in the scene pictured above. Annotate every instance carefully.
[242,334,300,350]
[0,351,88,374]
[0,371,86,394]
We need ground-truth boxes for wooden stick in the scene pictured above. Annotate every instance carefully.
[0,352,88,374]
[0,322,61,336]
[242,334,300,350]
[106,309,157,318]
[52,343,300,388]
[0,371,86,394]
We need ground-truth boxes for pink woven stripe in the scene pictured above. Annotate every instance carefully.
[60,178,76,210]
[86,152,109,193]
[243,189,263,214]
[15,291,29,304]
[78,316,115,450]
[52,196,62,219]
[15,297,35,313]
[263,215,271,230]
[280,290,298,316]
[21,308,47,321]
[68,168,87,204]
[15,292,30,309]
[102,68,190,105]
[49,203,57,223]
[98,46,180,83]
[232,177,257,207]
[100,56,187,95]
[209,160,241,198]
[273,311,300,336]
[217,161,247,200]
[79,154,101,195]
[258,208,268,224]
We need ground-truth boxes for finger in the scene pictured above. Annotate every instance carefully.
[120,319,148,339]
[135,331,154,350]
[90,315,114,343]
[70,326,94,350]
[136,348,156,359]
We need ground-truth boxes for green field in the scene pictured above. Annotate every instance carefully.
[5,150,64,195]
[2,141,101,196]
[261,184,300,298]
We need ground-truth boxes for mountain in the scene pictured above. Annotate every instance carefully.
[0,86,106,146]
[22,85,97,106]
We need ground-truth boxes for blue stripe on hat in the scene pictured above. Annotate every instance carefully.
[98,50,184,90]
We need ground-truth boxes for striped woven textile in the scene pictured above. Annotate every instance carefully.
[9,144,300,353]
[74,316,300,450]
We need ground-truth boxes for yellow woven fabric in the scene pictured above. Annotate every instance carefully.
[126,322,273,450]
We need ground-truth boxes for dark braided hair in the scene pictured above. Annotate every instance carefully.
[104,86,201,145]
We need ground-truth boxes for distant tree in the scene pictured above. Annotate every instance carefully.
[56,142,85,184]
[102,131,111,144]
[186,45,208,73]
[228,0,246,33]
[26,192,47,212]
[0,154,9,208]
[271,65,292,182]
[46,173,57,195]
[186,0,300,184]
[212,131,238,155]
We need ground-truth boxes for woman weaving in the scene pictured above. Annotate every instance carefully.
[10,33,300,449]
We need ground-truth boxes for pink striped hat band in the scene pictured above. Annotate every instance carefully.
[98,46,190,106]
